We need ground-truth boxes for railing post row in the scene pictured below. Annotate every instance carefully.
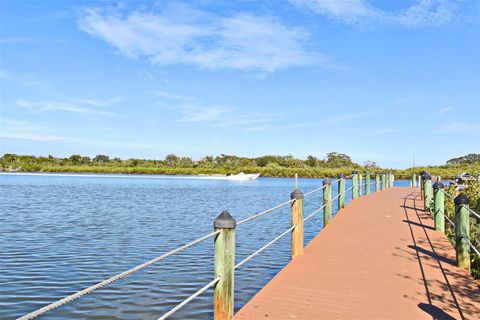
[352,171,359,199]
[290,188,304,259]
[375,172,380,192]
[323,179,332,226]
[423,173,432,212]
[454,194,470,271]
[214,211,236,320]
[338,173,345,209]
[433,182,445,233]
[365,171,371,195]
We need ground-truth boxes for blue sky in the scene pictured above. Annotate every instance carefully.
[0,0,479,168]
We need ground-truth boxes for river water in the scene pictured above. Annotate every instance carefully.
[0,173,409,319]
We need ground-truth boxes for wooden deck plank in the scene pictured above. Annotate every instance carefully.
[235,187,480,320]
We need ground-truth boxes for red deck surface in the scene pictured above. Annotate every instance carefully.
[235,187,479,320]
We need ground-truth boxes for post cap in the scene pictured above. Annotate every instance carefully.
[365,170,370,175]
[291,189,304,199]
[375,171,379,175]
[352,170,359,174]
[424,173,432,180]
[214,211,236,229]
[323,179,331,185]
[433,181,444,189]
[454,193,469,205]
[338,173,345,178]
[420,171,429,178]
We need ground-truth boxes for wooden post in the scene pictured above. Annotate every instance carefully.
[381,173,386,191]
[291,188,304,258]
[412,172,416,187]
[423,173,432,212]
[420,171,427,199]
[358,173,363,196]
[338,173,345,209]
[214,211,236,320]
[433,182,445,233]
[454,194,470,271]
[390,173,394,188]
[365,171,371,195]
[375,172,380,192]
[418,176,421,191]
[477,173,480,182]
[352,171,359,199]
[323,179,332,226]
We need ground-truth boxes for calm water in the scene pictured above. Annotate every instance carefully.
[0,173,409,319]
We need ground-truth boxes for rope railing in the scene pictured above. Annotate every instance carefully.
[234,225,296,270]
[462,235,480,257]
[303,185,326,197]
[17,229,221,320]
[463,205,480,220]
[236,199,294,226]
[304,204,327,222]
[157,276,221,320]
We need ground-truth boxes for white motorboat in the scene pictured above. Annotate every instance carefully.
[225,172,260,180]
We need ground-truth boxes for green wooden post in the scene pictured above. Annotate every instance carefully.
[423,173,432,212]
[476,173,480,182]
[375,172,380,192]
[412,172,416,187]
[214,211,236,320]
[454,194,470,271]
[323,179,332,226]
[433,182,445,233]
[290,189,304,258]
[352,171,359,199]
[359,173,363,196]
[390,173,394,188]
[338,173,345,209]
[365,171,371,195]
[381,173,386,191]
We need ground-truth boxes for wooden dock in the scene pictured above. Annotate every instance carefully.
[235,187,480,319]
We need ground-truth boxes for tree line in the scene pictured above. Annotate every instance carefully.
[1,152,478,179]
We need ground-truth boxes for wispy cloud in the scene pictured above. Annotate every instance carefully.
[0,118,154,149]
[290,0,477,28]
[15,99,120,116]
[438,106,452,114]
[436,121,480,134]
[180,106,233,122]
[0,69,48,87]
[77,3,327,72]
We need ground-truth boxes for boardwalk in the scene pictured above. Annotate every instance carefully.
[236,187,480,320]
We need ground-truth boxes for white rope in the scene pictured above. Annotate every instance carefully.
[441,190,456,200]
[234,225,296,270]
[462,235,480,257]
[437,210,455,228]
[303,185,326,197]
[304,204,327,222]
[236,199,294,226]
[331,193,341,202]
[157,277,221,320]
[463,205,480,220]
[17,230,221,320]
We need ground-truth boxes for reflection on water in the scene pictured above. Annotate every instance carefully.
[0,174,408,319]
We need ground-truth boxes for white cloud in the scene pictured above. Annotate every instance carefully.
[437,122,480,134]
[180,106,233,122]
[290,0,475,27]
[438,106,452,114]
[77,4,326,72]
[15,99,120,116]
